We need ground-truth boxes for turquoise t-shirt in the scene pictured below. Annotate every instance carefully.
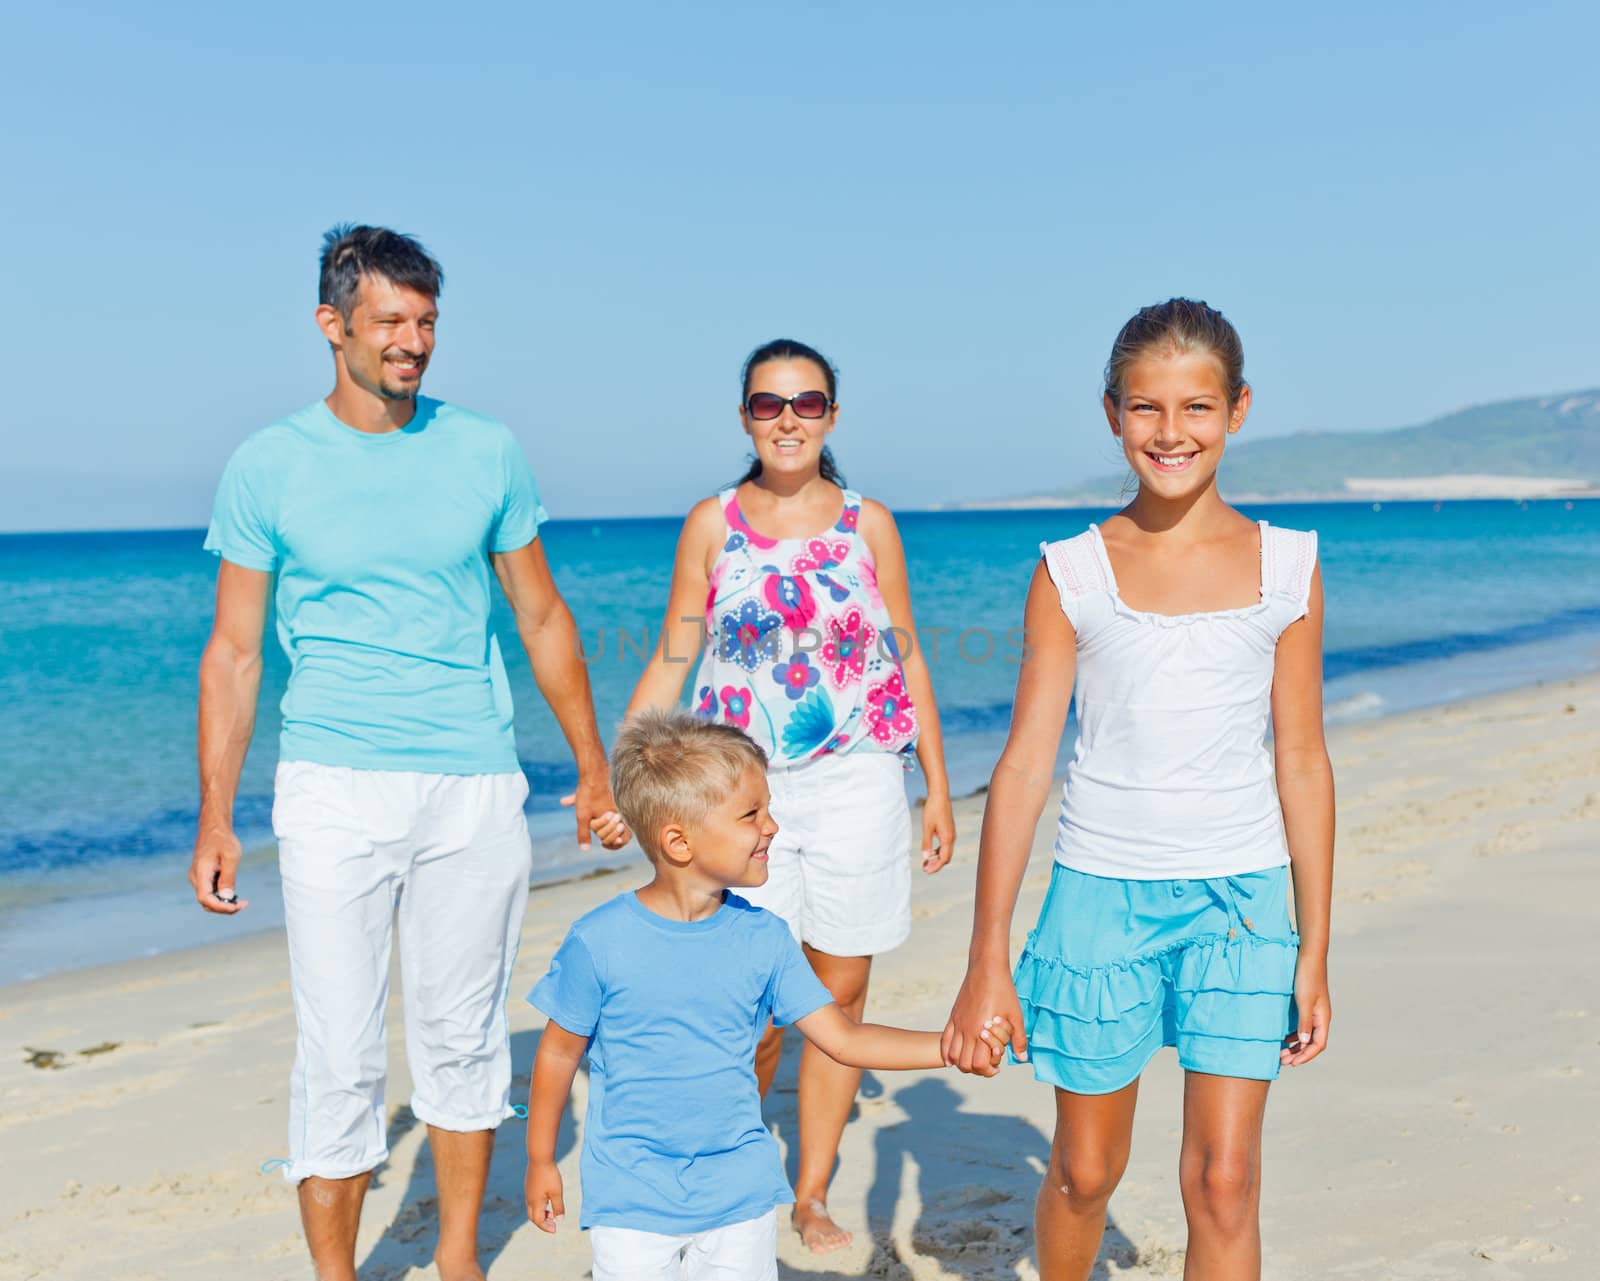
[204,397,549,774]
[530,891,834,1234]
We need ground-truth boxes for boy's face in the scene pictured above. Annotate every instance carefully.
[685,765,779,889]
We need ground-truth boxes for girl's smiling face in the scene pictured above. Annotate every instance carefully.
[1104,348,1252,499]
[740,357,838,479]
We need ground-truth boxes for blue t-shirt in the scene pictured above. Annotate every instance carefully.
[204,397,548,774]
[530,891,834,1234]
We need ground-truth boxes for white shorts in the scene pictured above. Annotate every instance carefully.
[590,1209,778,1281]
[739,751,912,957]
[272,761,533,1182]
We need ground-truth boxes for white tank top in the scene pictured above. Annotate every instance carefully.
[1042,521,1318,880]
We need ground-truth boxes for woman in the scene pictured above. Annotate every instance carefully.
[626,338,955,1253]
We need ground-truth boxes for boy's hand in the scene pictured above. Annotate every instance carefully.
[957,1015,1014,1077]
[526,1160,565,1233]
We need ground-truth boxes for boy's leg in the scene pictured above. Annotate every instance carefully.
[1177,1073,1270,1279]
[397,771,533,1281]
[791,946,871,1253]
[1036,1082,1139,1281]
[590,1225,692,1281]
[681,1210,779,1281]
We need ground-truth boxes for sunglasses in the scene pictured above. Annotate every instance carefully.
[745,391,833,420]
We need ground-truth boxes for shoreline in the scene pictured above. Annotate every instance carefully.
[4,651,1592,996]
[948,488,1600,511]
[4,672,1596,1279]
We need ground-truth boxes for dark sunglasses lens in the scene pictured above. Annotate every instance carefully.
[792,393,829,418]
[747,393,784,419]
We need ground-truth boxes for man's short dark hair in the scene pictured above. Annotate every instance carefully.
[318,224,444,323]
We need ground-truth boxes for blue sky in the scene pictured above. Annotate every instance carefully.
[4,1,1596,531]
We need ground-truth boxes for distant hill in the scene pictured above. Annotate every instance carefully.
[976,389,1600,506]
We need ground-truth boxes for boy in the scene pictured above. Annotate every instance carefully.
[524,710,1009,1280]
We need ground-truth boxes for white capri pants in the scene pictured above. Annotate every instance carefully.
[590,1209,778,1281]
[739,751,913,957]
[272,761,533,1182]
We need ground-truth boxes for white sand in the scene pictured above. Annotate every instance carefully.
[3,677,1597,1280]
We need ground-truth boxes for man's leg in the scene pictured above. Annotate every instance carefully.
[298,1173,372,1281]
[276,763,405,1281]
[398,771,533,1281]
[427,1126,495,1277]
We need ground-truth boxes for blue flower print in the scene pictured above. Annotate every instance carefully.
[771,651,822,702]
[719,600,782,672]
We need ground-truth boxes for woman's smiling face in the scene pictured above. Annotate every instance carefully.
[1105,348,1251,499]
[740,358,838,479]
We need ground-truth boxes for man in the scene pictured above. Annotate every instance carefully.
[190,224,628,1281]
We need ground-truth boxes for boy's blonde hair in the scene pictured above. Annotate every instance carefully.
[611,709,768,858]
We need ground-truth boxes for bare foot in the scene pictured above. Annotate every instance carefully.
[792,1198,852,1254]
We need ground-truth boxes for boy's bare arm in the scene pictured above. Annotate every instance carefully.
[525,1021,589,1233]
[794,1004,1011,1075]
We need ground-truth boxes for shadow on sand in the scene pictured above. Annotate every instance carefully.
[768,1067,1141,1280]
[356,1026,580,1280]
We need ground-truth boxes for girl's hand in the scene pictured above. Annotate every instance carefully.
[1282,955,1330,1067]
[921,791,956,873]
[525,1160,565,1233]
[955,1014,1014,1077]
[942,962,1027,1074]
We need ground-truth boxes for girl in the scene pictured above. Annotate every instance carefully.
[627,338,955,1254]
[943,300,1333,1280]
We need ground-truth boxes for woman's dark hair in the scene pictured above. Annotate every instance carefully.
[1103,298,1246,407]
[737,338,845,486]
[319,223,444,327]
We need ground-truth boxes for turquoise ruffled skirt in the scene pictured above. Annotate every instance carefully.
[1014,863,1298,1093]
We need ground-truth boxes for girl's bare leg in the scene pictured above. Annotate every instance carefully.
[1036,1081,1139,1281]
[1178,1073,1270,1281]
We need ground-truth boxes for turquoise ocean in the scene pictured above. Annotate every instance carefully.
[4,498,1599,985]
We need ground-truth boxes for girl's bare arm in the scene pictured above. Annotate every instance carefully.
[942,562,1076,1071]
[1271,565,1335,1065]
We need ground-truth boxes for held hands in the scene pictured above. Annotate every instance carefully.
[526,1159,565,1234]
[952,1014,1015,1077]
[1281,955,1331,1067]
[942,964,1028,1075]
[189,822,247,914]
[560,772,631,852]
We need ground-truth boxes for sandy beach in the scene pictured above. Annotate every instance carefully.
[3,676,1596,1281]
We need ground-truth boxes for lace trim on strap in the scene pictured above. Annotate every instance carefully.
[1262,525,1318,617]
[1039,531,1111,625]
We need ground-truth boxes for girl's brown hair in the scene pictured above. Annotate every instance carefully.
[1103,298,1247,407]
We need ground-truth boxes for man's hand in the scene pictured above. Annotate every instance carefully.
[560,773,630,851]
[525,1159,565,1233]
[189,822,247,914]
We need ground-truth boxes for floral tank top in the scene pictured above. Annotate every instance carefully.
[691,487,918,770]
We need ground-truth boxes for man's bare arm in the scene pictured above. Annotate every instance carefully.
[190,560,270,913]
[491,540,628,850]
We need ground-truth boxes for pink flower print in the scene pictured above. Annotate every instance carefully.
[856,558,885,608]
[834,504,859,534]
[762,572,817,630]
[791,537,850,574]
[812,731,850,760]
[693,685,717,720]
[771,652,822,702]
[720,685,752,729]
[820,608,875,689]
[724,493,779,551]
[864,670,916,746]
